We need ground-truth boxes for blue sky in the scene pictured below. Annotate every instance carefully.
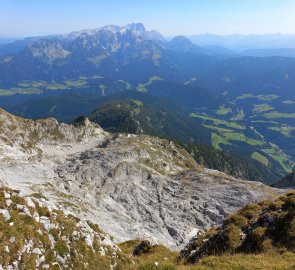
[1,0,295,37]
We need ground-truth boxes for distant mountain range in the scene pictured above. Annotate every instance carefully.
[0,23,294,182]
[3,28,295,59]
[188,33,295,50]
[0,37,19,44]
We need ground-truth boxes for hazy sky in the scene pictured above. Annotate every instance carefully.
[1,0,295,37]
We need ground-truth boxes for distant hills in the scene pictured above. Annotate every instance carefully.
[84,92,212,145]
[79,91,282,184]
[241,48,295,58]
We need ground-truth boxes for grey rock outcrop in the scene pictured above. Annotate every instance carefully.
[0,109,280,250]
[0,187,121,270]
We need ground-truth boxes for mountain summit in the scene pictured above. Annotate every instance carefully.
[63,23,165,42]
[168,35,204,54]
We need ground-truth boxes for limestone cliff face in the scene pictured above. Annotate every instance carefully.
[0,109,280,250]
[26,39,71,64]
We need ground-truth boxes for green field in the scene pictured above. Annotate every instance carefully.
[232,109,245,120]
[137,76,162,92]
[283,100,295,105]
[211,133,232,149]
[0,87,43,96]
[200,111,293,175]
[251,151,269,166]
[210,129,263,149]
[262,147,292,172]
[87,54,108,66]
[251,120,279,125]
[216,105,232,115]
[118,80,132,90]
[223,132,263,146]
[190,113,245,129]
[0,76,107,96]
[194,113,264,149]
[252,103,274,113]
[263,111,295,119]
[269,125,295,137]
[64,79,87,87]
[236,93,279,101]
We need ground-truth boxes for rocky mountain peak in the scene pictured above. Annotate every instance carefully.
[168,35,204,53]
[123,23,146,34]
[0,109,105,160]
[100,24,121,33]
[57,23,163,55]
[170,35,193,45]
[67,23,164,43]
[25,39,70,64]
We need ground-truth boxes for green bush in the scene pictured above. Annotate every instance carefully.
[226,214,248,227]
[244,227,268,252]
[222,224,242,252]
[55,241,68,256]
[283,194,295,212]
[238,204,261,219]
[133,241,152,256]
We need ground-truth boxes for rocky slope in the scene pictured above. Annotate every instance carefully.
[0,109,280,250]
[0,187,124,270]
[179,191,295,264]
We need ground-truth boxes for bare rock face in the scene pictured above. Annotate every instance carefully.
[0,109,105,160]
[26,39,71,64]
[0,109,280,250]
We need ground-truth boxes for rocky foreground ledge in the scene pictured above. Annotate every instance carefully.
[0,187,125,270]
[0,109,281,250]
